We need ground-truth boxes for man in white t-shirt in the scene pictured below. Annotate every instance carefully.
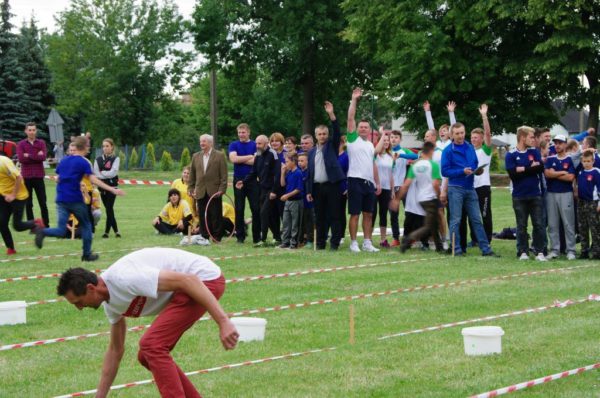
[57,248,238,398]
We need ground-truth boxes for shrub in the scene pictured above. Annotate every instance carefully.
[180,147,191,170]
[490,148,500,172]
[129,147,139,168]
[145,142,156,169]
[160,150,174,171]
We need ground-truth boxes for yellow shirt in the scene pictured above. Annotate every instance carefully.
[223,202,235,224]
[0,156,28,200]
[159,200,192,225]
[81,158,93,192]
[172,178,197,220]
[91,188,101,210]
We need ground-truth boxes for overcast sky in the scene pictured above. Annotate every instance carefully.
[10,0,196,32]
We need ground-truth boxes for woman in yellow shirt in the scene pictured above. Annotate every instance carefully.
[0,155,40,254]
[152,188,192,234]
[171,166,197,224]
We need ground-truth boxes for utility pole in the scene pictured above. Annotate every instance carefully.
[210,68,218,148]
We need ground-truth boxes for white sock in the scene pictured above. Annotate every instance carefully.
[364,239,372,246]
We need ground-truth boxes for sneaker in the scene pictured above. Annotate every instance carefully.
[362,242,380,252]
[253,241,265,248]
[339,238,345,245]
[34,230,45,249]
[566,253,576,261]
[6,248,16,255]
[115,233,122,238]
[278,243,290,249]
[535,253,548,262]
[102,233,109,239]
[442,241,449,250]
[390,239,401,247]
[519,252,529,261]
[546,252,559,260]
[349,241,361,253]
[81,253,99,262]
[380,239,390,248]
[482,251,500,257]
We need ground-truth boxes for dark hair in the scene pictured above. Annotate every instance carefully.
[584,136,597,149]
[167,188,181,203]
[285,152,298,163]
[450,122,465,134]
[421,141,435,155]
[390,130,402,137]
[25,122,36,129]
[285,136,297,144]
[57,267,98,296]
[582,149,595,159]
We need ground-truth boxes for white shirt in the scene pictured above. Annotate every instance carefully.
[347,132,375,184]
[202,149,212,172]
[474,144,492,188]
[375,153,394,190]
[314,145,328,183]
[101,248,221,324]
[406,159,441,202]
[404,181,425,216]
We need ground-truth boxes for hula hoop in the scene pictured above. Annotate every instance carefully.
[204,192,236,243]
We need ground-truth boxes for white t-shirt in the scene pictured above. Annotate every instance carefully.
[101,248,221,324]
[406,159,441,202]
[347,131,375,184]
[436,140,451,152]
[404,180,425,216]
[375,153,394,190]
[474,144,492,188]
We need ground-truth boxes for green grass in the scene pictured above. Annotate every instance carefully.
[0,174,598,397]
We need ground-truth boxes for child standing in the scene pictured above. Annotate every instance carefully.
[298,153,314,248]
[575,150,600,259]
[279,152,303,249]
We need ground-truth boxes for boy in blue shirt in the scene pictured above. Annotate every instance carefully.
[297,153,314,248]
[279,152,303,249]
[544,134,576,260]
[34,137,124,261]
[575,150,600,259]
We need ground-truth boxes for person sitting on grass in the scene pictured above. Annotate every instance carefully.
[152,188,192,235]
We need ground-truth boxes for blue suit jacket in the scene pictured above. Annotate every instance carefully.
[307,119,345,195]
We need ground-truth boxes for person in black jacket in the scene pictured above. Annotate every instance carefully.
[306,101,346,250]
[236,135,281,247]
[93,138,121,238]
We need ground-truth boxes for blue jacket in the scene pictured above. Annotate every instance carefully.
[441,142,478,189]
[307,119,345,195]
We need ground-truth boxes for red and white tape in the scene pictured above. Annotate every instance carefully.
[1,265,587,351]
[470,362,600,397]
[53,347,337,398]
[46,175,172,186]
[25,258,433,306]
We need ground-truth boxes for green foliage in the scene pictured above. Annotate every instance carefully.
[118,149,126,167]
[159,150,174,171]
[46,0,188,145]
[129,147,139,168]
[180,147,191,170]
[490,148,500,172]
[146,98,199,150]
[144,142,156,169]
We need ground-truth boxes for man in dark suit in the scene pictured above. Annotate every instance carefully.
[306,101,345,250]
[188,134,228,241]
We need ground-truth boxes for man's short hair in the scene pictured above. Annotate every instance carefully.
[72,136,87,150]
[57,267,98,296]
[584,136,597,149]
[517,126,534,141]
[200,134,213,143]
[314,125,328,135]
[25,122,36,129]
[285,152,298,163]
[390,130,402,138]
[450,122,465,134]
[301,134,314,142]
[358,119,370,125]
[421,141,435,155]
[582,149,595,159]
[237,123,250,133]
[470,128,484,136]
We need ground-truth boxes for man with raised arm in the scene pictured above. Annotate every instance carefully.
[423,100,457,151]
[346,88,381,253]
[57,247,238,398]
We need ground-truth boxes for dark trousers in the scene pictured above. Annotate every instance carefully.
[578,199,600,256]
[197,195,223,241]
[100,188,119,234]
[259,189,281,242]
[372,188,391,228]
[339,193,348,239]
[299,207,315,244]
[406,200,442,250]
[234,178,260,243]
[24,177,49,227]
[313,181,342,249]
[469,185,493,243]
[404,212,428,247]
[512,196,545,256]
[268,195,282,242]
[154,219,190,235]
[0,197,34,249]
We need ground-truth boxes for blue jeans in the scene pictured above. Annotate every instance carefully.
[43,202,92,256]
[448,186,491,255]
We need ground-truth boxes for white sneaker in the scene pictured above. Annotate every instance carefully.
[546,252,559,260]
[519,252,529,261]
[349,241,361,253]
[535,253,547,262]
[442,241,449,250]
[567,253,576,260]
[362,242,380,252]
[339,238,345,245]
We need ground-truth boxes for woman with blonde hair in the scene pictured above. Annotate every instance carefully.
[93,138,121,238]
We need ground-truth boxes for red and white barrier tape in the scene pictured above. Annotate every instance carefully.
[1,264,588,351]
[46,175,173,186]
[53,347,337,398]
[470,362,600,398]
[25,258,432,306]
[379,294,600,340]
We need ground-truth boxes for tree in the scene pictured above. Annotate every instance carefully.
[46,0,186,145]
[180,147,191,170]
[145,142,156,169]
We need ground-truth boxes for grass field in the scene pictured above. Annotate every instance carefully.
[1,173,599,397]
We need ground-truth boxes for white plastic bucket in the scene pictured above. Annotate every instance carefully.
[231,317,267,342]
[461,326,504,356]
[0,301,27,326]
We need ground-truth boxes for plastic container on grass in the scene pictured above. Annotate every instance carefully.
[0,301,27,325]
[231,317,267,342]
[462,326,504,356]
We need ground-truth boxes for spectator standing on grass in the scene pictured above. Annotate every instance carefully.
[236,135,281,246]
[229,124,260,244]
[297,153,314,248]
[544,134,577,260]
[171,166,198,227]
[94,138,121,238]
[17,122,50,227]
[57,248,238,398]
[574,150,600,259]
[346,88,381,253]
[306,101,345,250]
[505,126,547,261]
[279,152,303,249]
[188,134,228,242]
[299,134,314,154]
[373,131,394,248]
[34,136,124,261]
[338,135,349,242]
[152,188,193,235]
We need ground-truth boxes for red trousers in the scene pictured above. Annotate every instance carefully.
[137,275,226,398]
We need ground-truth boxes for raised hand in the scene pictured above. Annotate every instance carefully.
[423,100,431,112]
[447,101,456,113]
[479,103,488,116]
[351,87,362,101]
[324,101,334,115]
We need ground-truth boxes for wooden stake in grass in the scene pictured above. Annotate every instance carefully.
[349,304,355,345]
[70,223,76,240]
[451,232,455,258]
[313,226,317,252]
[188,225,192,245]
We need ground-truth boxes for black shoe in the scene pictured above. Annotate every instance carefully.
[115,232,121,238]
[34,230,45,249]
[482,251,500,258]
[237,239,245,244]
[81,253,99,262]
[579,252,589,260]
[102,233,109,239]
[278,244,290,249]
[289,245,298,250]
[330,246,339,251]
[400,240,410,253]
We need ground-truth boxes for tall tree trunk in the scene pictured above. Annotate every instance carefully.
[301,74,315,137]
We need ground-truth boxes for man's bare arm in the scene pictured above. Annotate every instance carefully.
[96,318,127,398]
[347,88,362,133]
